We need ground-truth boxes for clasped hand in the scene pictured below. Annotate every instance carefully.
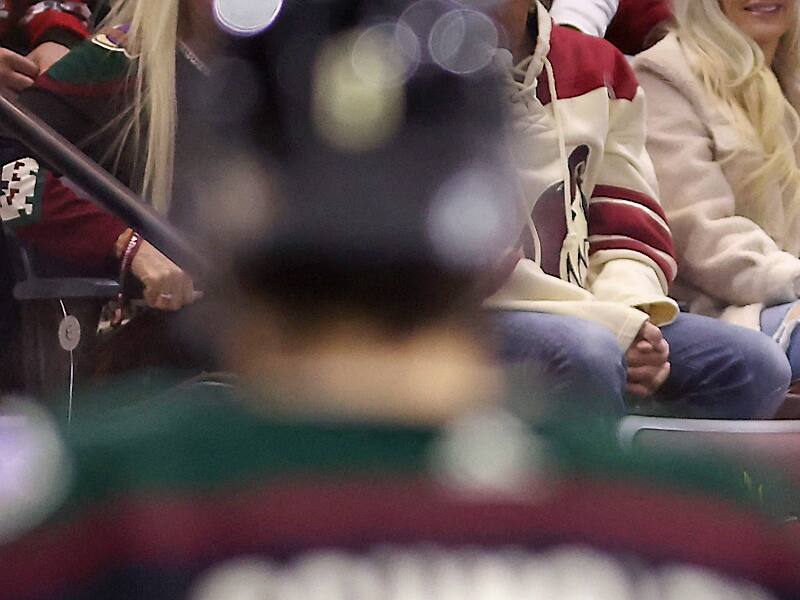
[626,321,670,397]
[0,42,69,98]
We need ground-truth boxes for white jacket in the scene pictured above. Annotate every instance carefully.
[486,2,679,350]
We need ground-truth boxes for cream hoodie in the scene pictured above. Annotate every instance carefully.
[486,2,679,350]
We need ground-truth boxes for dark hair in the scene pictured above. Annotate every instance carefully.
[237,254,477,338]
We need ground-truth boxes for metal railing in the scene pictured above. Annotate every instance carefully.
[0,95,210,280]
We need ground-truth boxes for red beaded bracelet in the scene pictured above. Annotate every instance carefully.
[111,232,143,327]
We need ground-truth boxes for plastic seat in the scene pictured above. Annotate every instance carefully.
[619,415,800,481]
[6,235,118,408]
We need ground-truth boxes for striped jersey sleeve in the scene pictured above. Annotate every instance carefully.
[0,33,132,269]
[21,1,92,47]
[0,1,92,47]
[588,183,677,286]
[585,48,678,305]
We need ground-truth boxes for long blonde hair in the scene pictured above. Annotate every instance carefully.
[671,0,800,225]
[103,0,180,214]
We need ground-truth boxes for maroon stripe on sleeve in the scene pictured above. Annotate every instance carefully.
[588,201,675,258]
[14,172,126,267]
[26,10,89,46]
[590,238,676,282]
[592,185,669,222]
[35,73,130,98]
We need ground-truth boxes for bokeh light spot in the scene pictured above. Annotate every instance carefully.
[352,22,420,88]
[313,27,409,153]
[428,9,498,75]
[213,0,283,37]
[0,401,71,543]
[428,168,512,269]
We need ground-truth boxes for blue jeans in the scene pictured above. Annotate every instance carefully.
[761,303,800,382]
[491,311,790,420]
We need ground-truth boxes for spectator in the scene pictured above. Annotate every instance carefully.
[0,1,94,392]
[634,0,800,382]
[1,5,800,593]
[0,0,214,313]
[485,0,791,419]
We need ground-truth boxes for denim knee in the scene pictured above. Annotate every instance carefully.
[554,322,628,416]
[734,331,792,419]
[490,311,627,416]
[687,328,791,420]
[565,324,627,391]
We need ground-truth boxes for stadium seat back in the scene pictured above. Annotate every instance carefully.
[4,235,118,406]
[620,416,800,482]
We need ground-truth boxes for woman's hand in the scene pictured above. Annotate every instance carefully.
[0,48,38,98]
[625,321,671,397]
[130,240,202,311]
[27,42,70,74]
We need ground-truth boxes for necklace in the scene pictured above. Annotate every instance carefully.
[177,40,211,77]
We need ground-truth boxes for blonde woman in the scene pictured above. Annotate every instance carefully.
[634,0,800,380]
[0,0,222,311]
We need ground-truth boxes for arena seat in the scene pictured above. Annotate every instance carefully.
[619,415,800,482]
[8,236,118,410]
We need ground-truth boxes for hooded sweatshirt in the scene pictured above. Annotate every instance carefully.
[486,1,679,350]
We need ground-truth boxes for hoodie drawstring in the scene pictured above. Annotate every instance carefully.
[508,53,573,265]
[543,56,572,223]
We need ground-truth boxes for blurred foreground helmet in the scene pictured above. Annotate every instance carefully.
[192,0,519,283]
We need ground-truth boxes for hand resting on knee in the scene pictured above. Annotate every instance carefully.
[626,321,670,397]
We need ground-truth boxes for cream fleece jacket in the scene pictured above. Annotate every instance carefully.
[634,34,800,330]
